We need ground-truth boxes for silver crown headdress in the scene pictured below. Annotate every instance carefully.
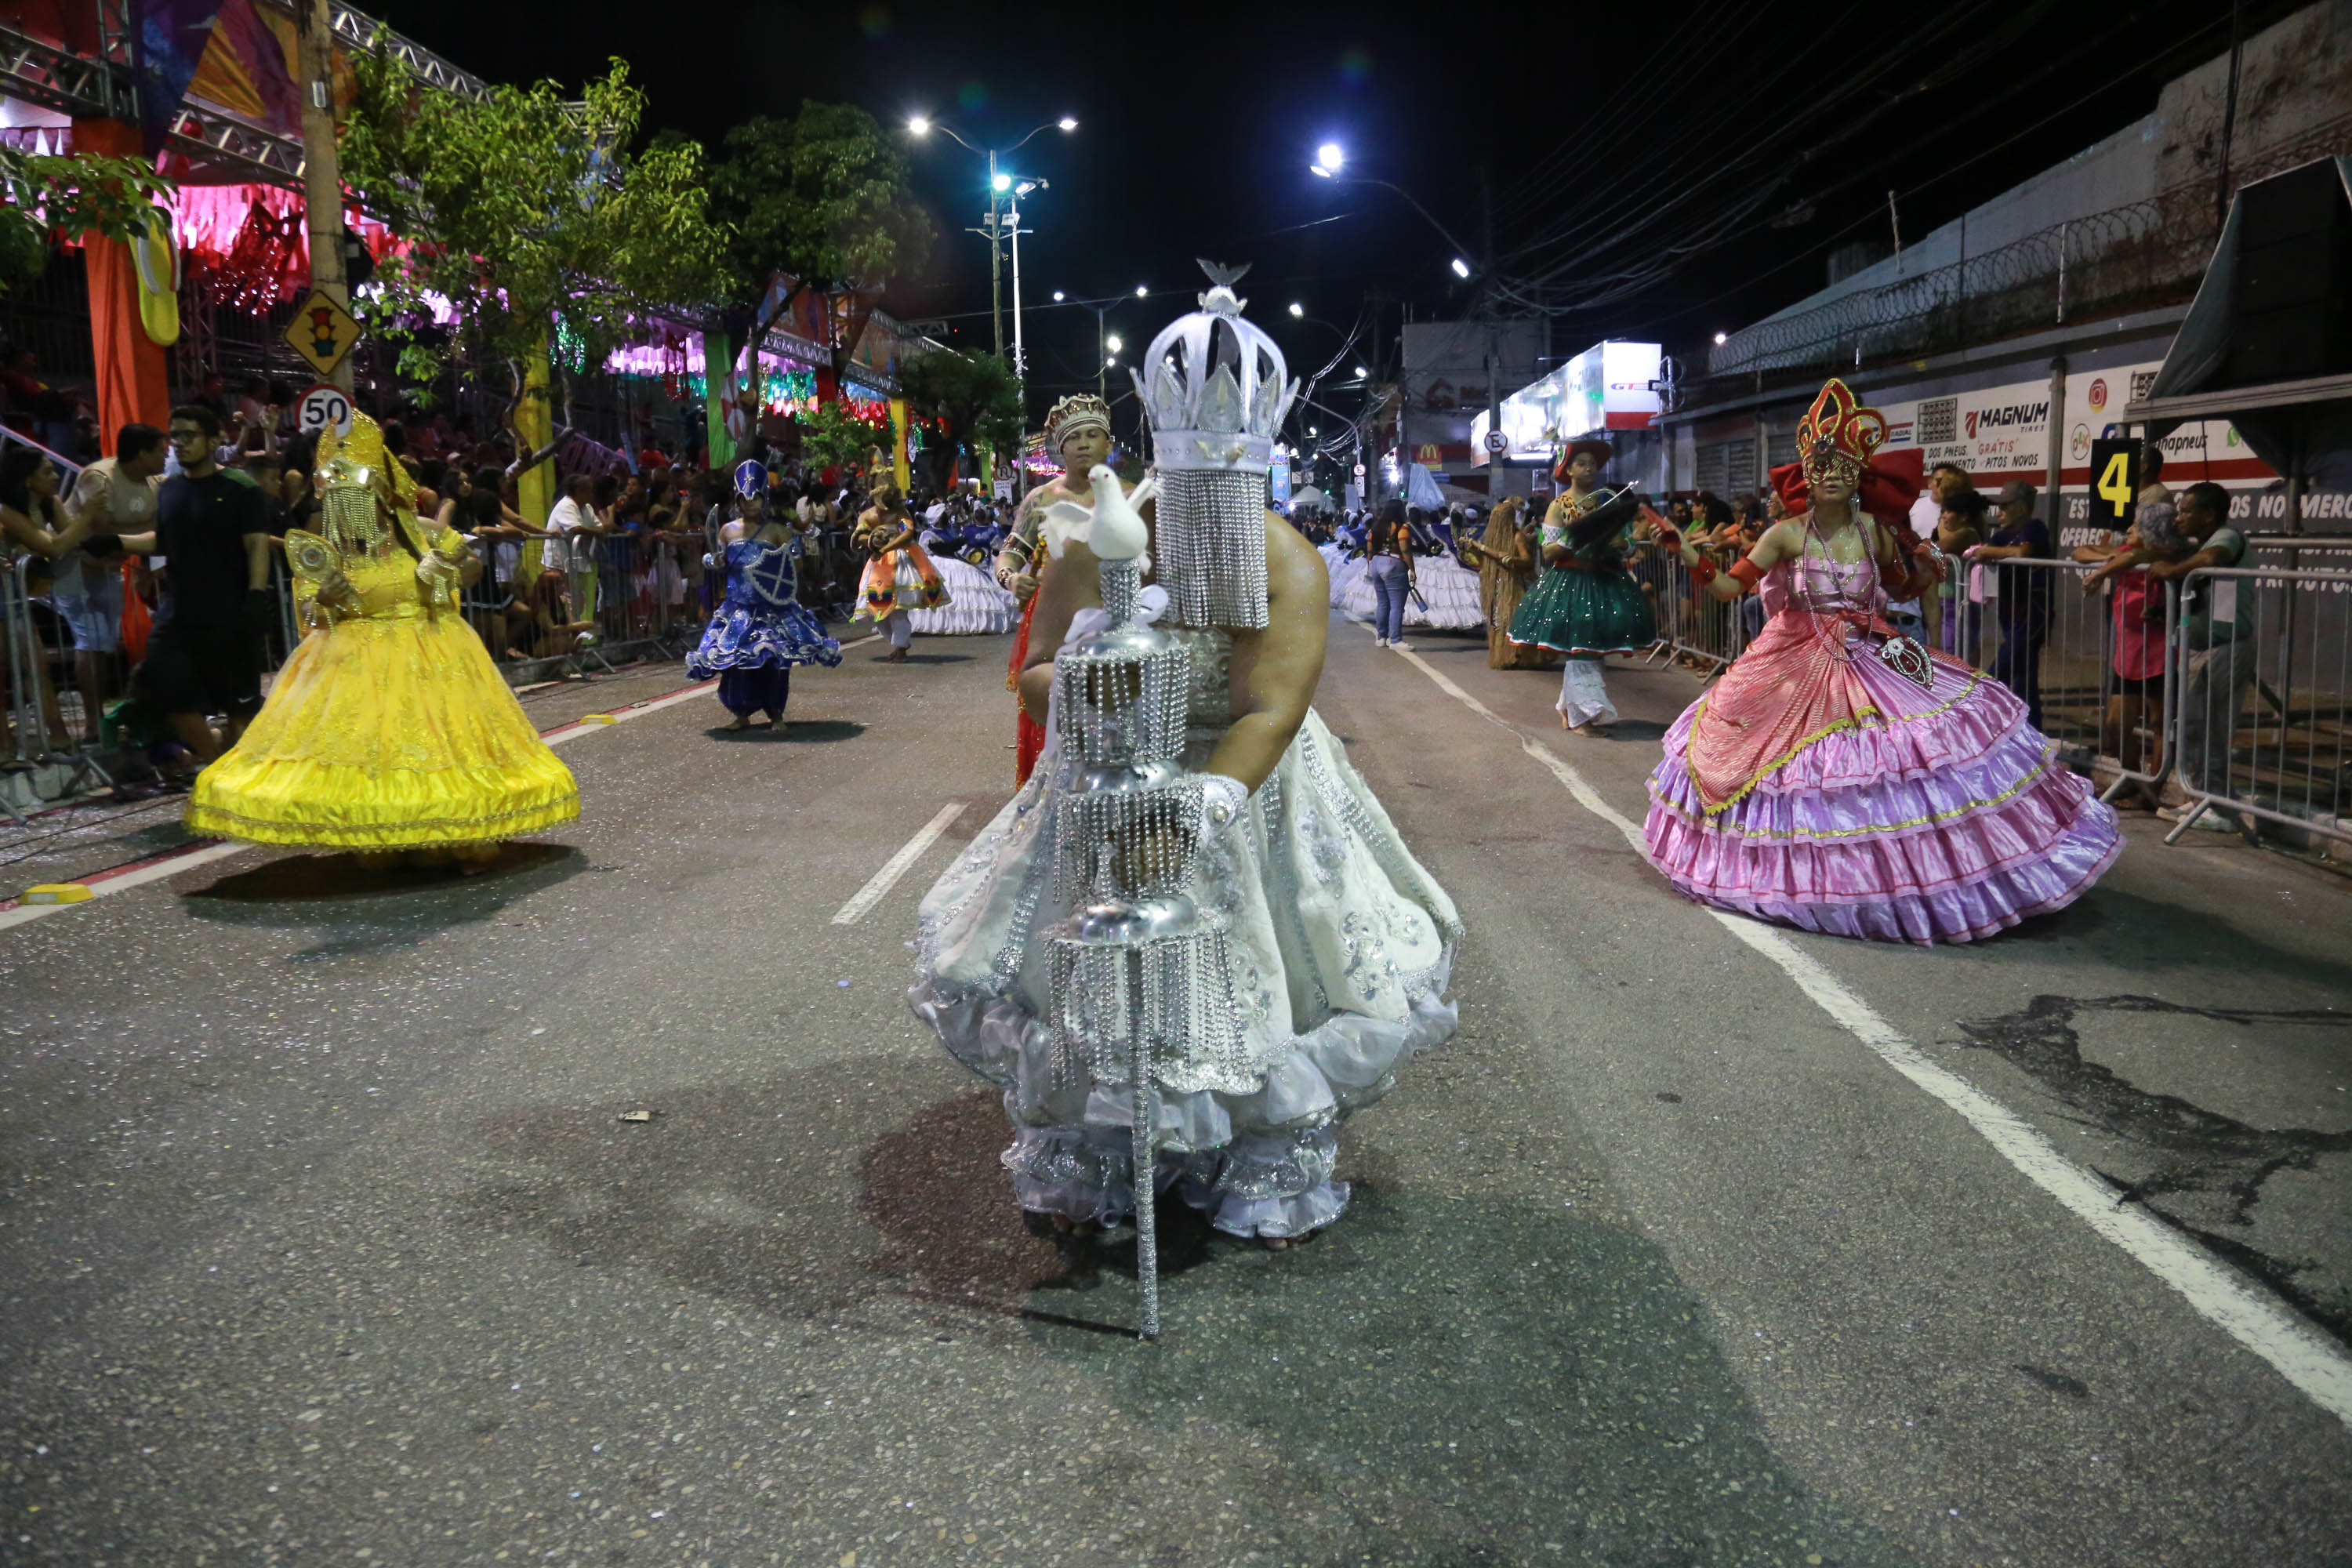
[1135,260,1298,630]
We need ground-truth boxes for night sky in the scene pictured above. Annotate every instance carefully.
[373,0,2289,420]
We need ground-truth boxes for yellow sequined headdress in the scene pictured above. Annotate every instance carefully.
[312,411,419,557]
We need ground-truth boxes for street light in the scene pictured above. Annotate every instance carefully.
[1311,159,1506,500]
[1713,331,1728,345]
[906,114,1078,366]
[1316,142,1345,173]
[1058,290,1134,401]
[1052,291,1065,302]
[1287,301,1304,317]
[1135,285,1149,297]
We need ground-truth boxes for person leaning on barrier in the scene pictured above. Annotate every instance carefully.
[55,423,167,744]
[2084,480,2249,831]
[116,405,273,771]
[2,443,109,749]
[2078,499,2186,809]
[1963,480,2052,727]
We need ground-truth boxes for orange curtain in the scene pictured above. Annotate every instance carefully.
[73,118,172,457]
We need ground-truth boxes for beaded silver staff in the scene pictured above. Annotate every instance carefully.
[1036,471,1245,1338]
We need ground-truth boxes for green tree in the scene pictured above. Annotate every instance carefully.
[337,48,724,430]
[0,147,176,289]
[895,348,1022,494]
[793,399,893,478]
[702,104,935,452]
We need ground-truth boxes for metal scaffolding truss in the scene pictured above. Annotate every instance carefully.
[308,2,488,102]
[0,23,136,125]
[0,0,485,190]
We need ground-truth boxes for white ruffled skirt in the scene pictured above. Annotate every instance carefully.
[906,557,1018,634]
[1338,554,1486,630]
[1323,546,1366,611]
[909,699,1461,1237]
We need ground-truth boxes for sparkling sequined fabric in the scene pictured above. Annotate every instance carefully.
[909,623,1461,1236]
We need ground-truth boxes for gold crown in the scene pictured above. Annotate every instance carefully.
[1795,378,1889,483]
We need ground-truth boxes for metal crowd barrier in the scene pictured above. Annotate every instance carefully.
[4,554,116,806]
[1964,557,2103,764]
[1633,539,1750,674]
[2162,564,2352,850]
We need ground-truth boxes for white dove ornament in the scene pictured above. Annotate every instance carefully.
[1037,468,1159,563]
[1084,465,1153,561]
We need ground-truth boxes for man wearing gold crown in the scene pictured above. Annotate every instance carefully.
[1642,378,2118,943]
[183,411,579,867]
[996,393,1118,785]
[911,263,1460,1249]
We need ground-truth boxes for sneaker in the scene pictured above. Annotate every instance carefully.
[1373,637,1389,647]
[1389,639,1414,652]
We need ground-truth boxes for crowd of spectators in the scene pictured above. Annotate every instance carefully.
[0,350,2274,825]
[1,354,1007,775]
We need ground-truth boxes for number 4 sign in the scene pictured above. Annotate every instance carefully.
[296,383,354,440]
[2088,437,2140,530]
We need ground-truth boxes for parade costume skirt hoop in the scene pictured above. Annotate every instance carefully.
[910,625,1462,1237]
[1508,556,1657,655]
[1643,599,2119,945]
[187,604,579,848]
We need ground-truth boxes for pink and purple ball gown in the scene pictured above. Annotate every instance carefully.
[1642,519,2119,945]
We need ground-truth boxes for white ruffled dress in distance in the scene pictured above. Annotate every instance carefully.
[1338,551,1486,630]
[909,602,1462,1238]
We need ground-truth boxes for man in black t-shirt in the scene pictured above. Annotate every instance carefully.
[120,404,273,763]
[1965,479,2053,728]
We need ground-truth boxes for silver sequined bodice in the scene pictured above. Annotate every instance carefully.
[1167,626,1233,728]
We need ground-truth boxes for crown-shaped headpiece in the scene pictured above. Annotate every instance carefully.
[1795,377,1889,484]
[1045,394,1112,451]
[1135,260,1298,472]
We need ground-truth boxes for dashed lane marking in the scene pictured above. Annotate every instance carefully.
[830,801,967,925]
[1393,645,2352,1428]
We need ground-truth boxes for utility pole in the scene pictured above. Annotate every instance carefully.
[987,149,1004,360]
[296,0,351,392]
[1480,162,1502,503]
[1008,201,1027,379]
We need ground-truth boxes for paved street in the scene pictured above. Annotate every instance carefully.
[4,617,2350,1568]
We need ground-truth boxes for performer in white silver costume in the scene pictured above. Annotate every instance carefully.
[910,263,1460,1252]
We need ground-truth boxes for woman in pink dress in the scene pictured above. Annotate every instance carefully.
[1642,378,2120,944]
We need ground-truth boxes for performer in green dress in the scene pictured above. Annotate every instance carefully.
[1508,438,1657,735]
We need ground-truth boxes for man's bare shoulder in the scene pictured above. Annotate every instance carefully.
[1266,510,1327,597]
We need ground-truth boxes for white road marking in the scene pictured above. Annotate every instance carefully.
[0,840,251,931]
[4,670,736,930]
[831,802,967,925]
[540,679,719,746]
[1394,646,2352,1428]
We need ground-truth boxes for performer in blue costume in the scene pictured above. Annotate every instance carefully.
[688,460,842,730]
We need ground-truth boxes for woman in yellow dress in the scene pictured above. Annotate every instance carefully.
[187,412,578,866]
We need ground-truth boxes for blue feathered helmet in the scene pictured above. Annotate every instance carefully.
[732,459,767,501]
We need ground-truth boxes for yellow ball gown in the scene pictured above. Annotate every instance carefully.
[187,419,577,850]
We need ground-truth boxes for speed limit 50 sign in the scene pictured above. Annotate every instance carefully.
[296,383,354,440]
